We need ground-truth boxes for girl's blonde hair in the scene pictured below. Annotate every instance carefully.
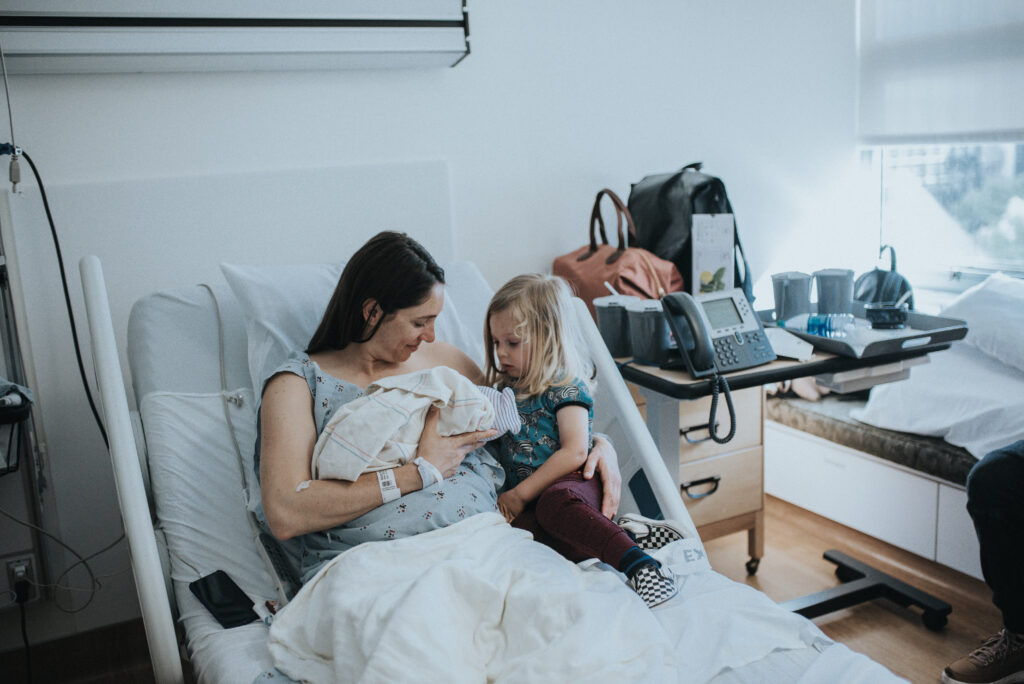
[484,274,594,397]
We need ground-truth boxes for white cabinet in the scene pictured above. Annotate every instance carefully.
[765,421,983,580]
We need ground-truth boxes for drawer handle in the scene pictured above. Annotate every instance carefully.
[681,422,718,445]
[680,475,721,499]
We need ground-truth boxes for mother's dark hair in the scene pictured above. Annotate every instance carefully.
[307,231,445,353]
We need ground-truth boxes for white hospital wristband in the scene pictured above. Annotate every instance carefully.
[376,469,401,503]
[414,457,443,487]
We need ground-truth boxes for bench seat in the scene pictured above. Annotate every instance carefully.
[765,394,975,486]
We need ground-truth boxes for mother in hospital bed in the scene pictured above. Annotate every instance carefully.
[255,231,622,584]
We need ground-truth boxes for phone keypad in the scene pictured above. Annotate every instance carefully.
[714,330,773,371]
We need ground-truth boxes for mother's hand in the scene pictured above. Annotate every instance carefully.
[418,406,498,478]
[582,436,622,519]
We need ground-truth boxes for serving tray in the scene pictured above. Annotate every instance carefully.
[758,305,968,359]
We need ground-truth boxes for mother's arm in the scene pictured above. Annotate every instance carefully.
[426,341,623,518]
[259,372,491,540]
[583,435,622,519]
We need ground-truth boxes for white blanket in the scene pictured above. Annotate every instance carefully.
[268,513,825,683]
[312,366,496,480]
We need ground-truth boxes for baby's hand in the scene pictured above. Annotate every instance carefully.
[497,489,526,523]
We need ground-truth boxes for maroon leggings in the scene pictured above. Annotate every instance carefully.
[512,472,637,567]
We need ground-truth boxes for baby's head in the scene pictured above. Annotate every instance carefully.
[484,274,591,396]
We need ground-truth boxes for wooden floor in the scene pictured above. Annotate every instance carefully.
[1,495,1002,683]
[704,495,1002,684]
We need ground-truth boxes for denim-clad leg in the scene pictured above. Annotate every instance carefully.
[965,440,1024,633]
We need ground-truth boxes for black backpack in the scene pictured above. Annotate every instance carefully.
[627,162,754,302]
[854,245,914,309]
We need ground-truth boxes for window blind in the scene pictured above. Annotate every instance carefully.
[857,0,1024,143]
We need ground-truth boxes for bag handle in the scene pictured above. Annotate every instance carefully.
[591,189,668,297]
[583,188,637,261]
[581,193,610,260]
[880,244,897,272]
[601,190,669,295]
[599,188,637,255]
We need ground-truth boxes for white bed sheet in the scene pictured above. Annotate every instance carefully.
[854,272,1024,459]
[854,343,1024,459]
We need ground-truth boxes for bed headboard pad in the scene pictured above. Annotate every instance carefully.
[127,283,251,401]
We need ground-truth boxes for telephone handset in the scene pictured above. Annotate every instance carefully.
[660,289,776,444]
[661,293,716,378]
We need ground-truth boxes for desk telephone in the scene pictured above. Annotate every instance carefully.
[659,289,776,444]
[661,289,776,378]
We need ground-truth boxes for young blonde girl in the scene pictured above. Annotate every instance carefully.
[484,274,678,608]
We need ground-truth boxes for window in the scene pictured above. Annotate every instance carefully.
[856,2,1024,301]
[863,142,1024,296]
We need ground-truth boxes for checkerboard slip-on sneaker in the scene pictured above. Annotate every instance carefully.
[942,629,1024,684]
[617,513,686,551]
[627,563,678,609]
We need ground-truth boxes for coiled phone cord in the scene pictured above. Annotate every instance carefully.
[707,372,737,444]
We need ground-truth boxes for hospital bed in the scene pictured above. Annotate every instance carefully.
[80,254,905,683]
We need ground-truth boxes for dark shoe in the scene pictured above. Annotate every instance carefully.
[627,563,678,609]
[617,513,686,550]
[942,629,1024,684]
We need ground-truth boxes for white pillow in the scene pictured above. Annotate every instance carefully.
[221,262,343,396]
[221,261,488,396]
[853,343,1024,459]
[940,272,1024,373]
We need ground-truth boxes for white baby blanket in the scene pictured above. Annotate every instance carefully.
[312,366,497,481]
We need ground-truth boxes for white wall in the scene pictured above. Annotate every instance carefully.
[0,0,867,646]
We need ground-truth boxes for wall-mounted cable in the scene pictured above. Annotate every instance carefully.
[15,150,108,447]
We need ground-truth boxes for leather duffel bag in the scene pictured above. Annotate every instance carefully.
[554,188,684,319]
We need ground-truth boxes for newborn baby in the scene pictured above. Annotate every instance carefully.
[311,366,520,482]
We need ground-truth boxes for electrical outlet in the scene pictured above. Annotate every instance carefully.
[4,555,38,605]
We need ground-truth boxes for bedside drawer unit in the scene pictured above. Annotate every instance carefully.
[678,386,763,464]
[679,446,763,528]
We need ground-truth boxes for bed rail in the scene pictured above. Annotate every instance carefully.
[572,298,695,533]
[80,256,184,684]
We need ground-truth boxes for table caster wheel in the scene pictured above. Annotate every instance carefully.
[923,611,947,631]
[745,558,760,576]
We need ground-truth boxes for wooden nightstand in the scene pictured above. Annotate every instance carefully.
[629,381,764,574]
[619,347,951,574]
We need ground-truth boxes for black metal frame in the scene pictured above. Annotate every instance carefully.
[782,550,952,631]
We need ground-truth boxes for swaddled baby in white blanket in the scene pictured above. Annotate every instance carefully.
[311,365,521,482]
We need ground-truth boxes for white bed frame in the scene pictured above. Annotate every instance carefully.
[81,250,914,684]
[79,255,697,684]
[81,256,184,682]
